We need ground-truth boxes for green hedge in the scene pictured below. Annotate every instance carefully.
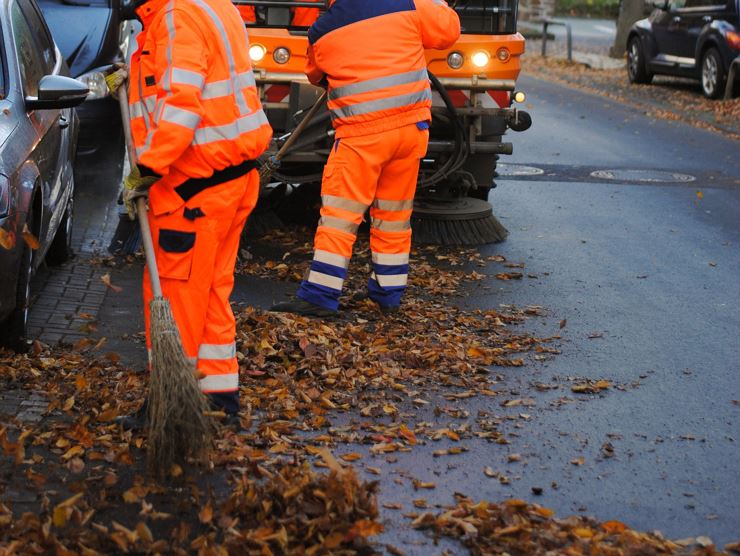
[555,0,621,17]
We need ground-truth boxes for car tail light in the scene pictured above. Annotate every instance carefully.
[726,30,740,50]
[496,47,511,63]
[447,52,464,69]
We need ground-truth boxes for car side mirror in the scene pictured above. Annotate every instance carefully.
[26,75,89,110]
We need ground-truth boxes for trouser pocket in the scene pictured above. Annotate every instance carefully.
[157,229,196,280]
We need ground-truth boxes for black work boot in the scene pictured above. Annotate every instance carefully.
[270,298,336,317]
[115,399,148,431]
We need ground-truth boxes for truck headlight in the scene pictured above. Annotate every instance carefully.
[76,70,109,100]
[249,44,266,62]
[273,47,291,64]
[447,52,464,69]
[471,51,490,68]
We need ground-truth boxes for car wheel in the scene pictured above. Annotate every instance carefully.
[46,192,74,265]
[701,47,726,99]
[627,36,653,84]
[1,216,35,349]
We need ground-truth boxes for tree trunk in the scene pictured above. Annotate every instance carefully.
[610,0,646,58]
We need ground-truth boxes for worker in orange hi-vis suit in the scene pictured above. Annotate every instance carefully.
[272,0,460,317]
[115,0,272,429]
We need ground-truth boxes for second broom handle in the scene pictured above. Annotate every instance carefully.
[118,81,164,298]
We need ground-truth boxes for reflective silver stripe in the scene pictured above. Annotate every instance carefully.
[329,68,428,101]
[202,72,257,100]
[198,342,236,360]
[372,252,409,266]
[322,195,367,214]
[163,3,175,94]
[314,249,349,269]
[331,89,432,120]
[371,218,411,232]
[190,0,250,115]
[193,109,268,145]
[159,104,201,129]
[432,0,447,5]
[307,270,344,291]
[171,67,205,89]
[199,373,238,392]
[372,198,414,211]
[131,95,157,120]
[318,215,359,235]
[371,271,408,288]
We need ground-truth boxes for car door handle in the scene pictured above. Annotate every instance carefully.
[58,115,69,129]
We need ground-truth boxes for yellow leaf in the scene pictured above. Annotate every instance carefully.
[696,190,703,199]
[340,453,362,462]
[61,445,84,460]
[347,519,383,539]
[53,505,68,528]
[63,396,75,411]
[573,527,594,538]
[198,501,213,524]
[533,506,555,518]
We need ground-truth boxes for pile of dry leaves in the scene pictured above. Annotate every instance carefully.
[413,496,739,555]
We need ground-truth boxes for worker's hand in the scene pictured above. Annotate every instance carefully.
[104,63,128,98]
[122,166,159,220]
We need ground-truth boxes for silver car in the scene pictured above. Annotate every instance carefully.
[0,0,88,348]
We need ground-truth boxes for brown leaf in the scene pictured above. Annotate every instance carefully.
[101,273,123,293]
[0,227,15,250]
[198,501,213,524]
[22,224,40,250]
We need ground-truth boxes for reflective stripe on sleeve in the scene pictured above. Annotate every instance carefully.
[372,252,410,266]
[171,67,205,89]
[371,272,408,288]
[331,89,432,120]
[198,342,236,360]
[329,68,428,101]
[202,71,257,100]
[159,104,201,129]
[372,198,414,211]
[130,95,157,120]
[199,373,239,392]
[314,249,350,269]
[318,215,359,235]
[371,218,411,232]
[322,195,368,214]
[193,109,269,145]
[307,270,344,291]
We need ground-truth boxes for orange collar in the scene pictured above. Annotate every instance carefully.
[135,0,170,28]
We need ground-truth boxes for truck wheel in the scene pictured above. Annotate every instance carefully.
[701,48,726,99]
[1,215,35,349]
[627,36,653,84]
[46,193,74,265]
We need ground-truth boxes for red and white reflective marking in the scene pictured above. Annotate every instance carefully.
[263,84,291,103]
[432,89,510,108]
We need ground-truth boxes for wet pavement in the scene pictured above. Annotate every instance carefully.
[7,64,740,552]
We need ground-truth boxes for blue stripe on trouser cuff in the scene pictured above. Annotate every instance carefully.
[373,263,410,276]
[297,281,342,311]
[368,276,405,308]
[310,260,348,279]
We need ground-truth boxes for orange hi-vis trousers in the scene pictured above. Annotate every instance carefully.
[297,121,429,311]
[143,170,259,413]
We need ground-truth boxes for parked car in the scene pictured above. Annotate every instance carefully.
[627,0,740,98]
[38,0,136,170]
[0,0,88,348]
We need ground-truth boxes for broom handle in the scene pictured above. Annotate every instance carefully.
[118,82,164,298]
[272,89,327,164]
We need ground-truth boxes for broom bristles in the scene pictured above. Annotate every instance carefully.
[147,296,212,476]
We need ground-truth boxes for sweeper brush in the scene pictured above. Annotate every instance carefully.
[411,197,508,246]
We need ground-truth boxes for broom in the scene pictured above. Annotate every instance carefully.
[118,81,212,476]
[258,89,327,185]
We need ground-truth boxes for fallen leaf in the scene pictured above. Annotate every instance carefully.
[22,224,40,249]
[101,273,123,293]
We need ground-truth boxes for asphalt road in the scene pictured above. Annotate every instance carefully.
[53,73,740,552]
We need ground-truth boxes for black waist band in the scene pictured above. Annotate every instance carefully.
[175,160,258,202]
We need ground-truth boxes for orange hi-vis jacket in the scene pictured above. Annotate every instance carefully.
[130,0,272,216]
[305,0,460,139]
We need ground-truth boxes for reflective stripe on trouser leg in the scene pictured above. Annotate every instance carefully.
[297,167,368,311]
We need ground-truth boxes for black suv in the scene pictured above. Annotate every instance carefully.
[627,0,740,98]
[38,0,137,172]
